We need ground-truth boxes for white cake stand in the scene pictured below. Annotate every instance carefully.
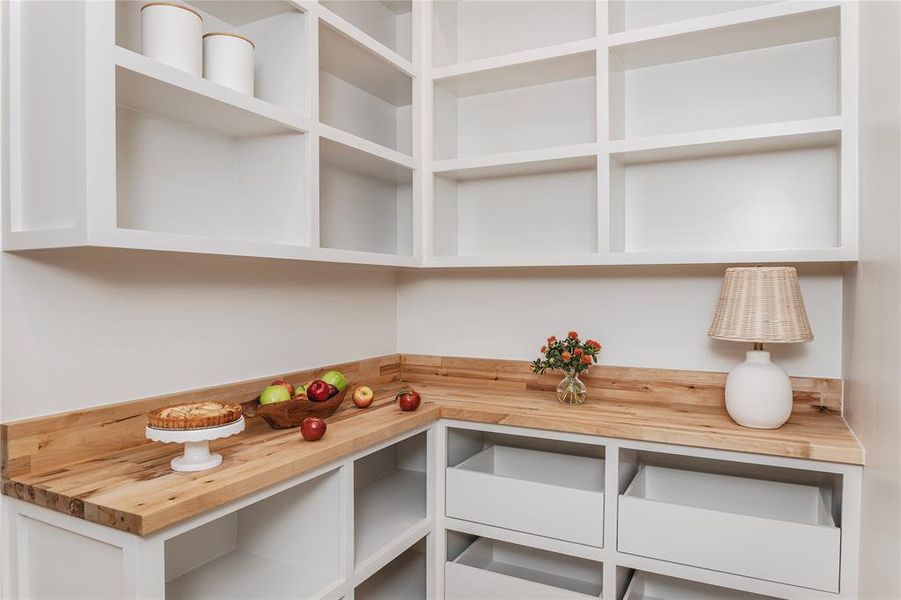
[146,417,245,472]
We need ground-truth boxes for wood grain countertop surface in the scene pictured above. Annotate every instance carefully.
[1,354,863,536]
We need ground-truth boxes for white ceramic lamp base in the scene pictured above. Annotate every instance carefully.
[724,351,793,429]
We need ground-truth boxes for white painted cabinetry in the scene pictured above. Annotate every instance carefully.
[0,423,862,600]
[437,420,861,600]
[2,426,434,600]
[3,1,859,269]
[2,0,418,267]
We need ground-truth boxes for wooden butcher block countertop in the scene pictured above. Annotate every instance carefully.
[1,354,863,536]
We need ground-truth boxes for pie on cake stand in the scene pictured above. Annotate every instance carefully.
[146,401,245,472]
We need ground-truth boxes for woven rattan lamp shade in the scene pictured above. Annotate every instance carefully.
[709,267,813,343]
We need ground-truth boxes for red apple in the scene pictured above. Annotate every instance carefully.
[270,379,294,396]
[300,417,327,441]
[353,385,374,408]
[395,388,421,411]
[307,380,330,402]
[326,384,339,398]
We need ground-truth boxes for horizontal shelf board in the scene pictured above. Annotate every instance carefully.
[426,248,856,268]
[2,227,87,251]
[115,47,309,138]
[608,117,842,164]
[319,21,413,106]
[90,228,419,267]
[320,134,414,184]
[190,1,304,27]
[356,543,426,599]
[166,549,338,600]
[609,3,840,70]
[317,2,415,77]
[431,38,596,83]
[354,470,427,565]
[434,47,596,98]
[314,247,419,267]
[319,123,415,170]
[432,145,598,180]
[353,525,429,586]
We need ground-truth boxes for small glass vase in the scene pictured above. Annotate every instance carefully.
[556,371,587,405]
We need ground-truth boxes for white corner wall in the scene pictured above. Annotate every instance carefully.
[0,251,398,421]
[397,265,844,378]
[842,2,901,598]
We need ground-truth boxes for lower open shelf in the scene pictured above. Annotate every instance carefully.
[356,469,427,564]
[355,432,428,567]
[167,549,334,599]
[164,469,343,599]
[356,538,427,600]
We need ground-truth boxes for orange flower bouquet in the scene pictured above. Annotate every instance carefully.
[531,331,602,405]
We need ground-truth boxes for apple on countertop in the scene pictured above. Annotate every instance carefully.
[301,417,326,441]
[396,388,421,411]
[352,385,374,408]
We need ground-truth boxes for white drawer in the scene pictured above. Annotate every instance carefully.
[618,465,840,592]
[445,537,602,600]
[446,445,605,546]
[623,571,777,600]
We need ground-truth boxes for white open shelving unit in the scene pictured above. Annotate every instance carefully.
[3,0,419,267]
[3,0,859,269]
[423,0,858,267]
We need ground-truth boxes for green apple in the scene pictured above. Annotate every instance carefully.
[260,385,292,405]
[320,370,347,392]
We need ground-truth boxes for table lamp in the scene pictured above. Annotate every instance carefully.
[708,266,813,429]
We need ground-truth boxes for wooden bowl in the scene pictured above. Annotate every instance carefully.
[240,388,347,430]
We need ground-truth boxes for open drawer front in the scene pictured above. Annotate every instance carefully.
[623,570,778,600]
[446,535,603,599]
[446,438,605,547]
[618,465,841,592]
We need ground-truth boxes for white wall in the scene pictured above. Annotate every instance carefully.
[842,2,901,598]
[0,250,398,421]
[397,265,844,378]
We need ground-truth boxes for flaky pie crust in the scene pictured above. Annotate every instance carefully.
[147,401,242,430]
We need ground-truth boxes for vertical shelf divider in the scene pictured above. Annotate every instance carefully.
[597,0,611,258]
[308,4,322,250]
